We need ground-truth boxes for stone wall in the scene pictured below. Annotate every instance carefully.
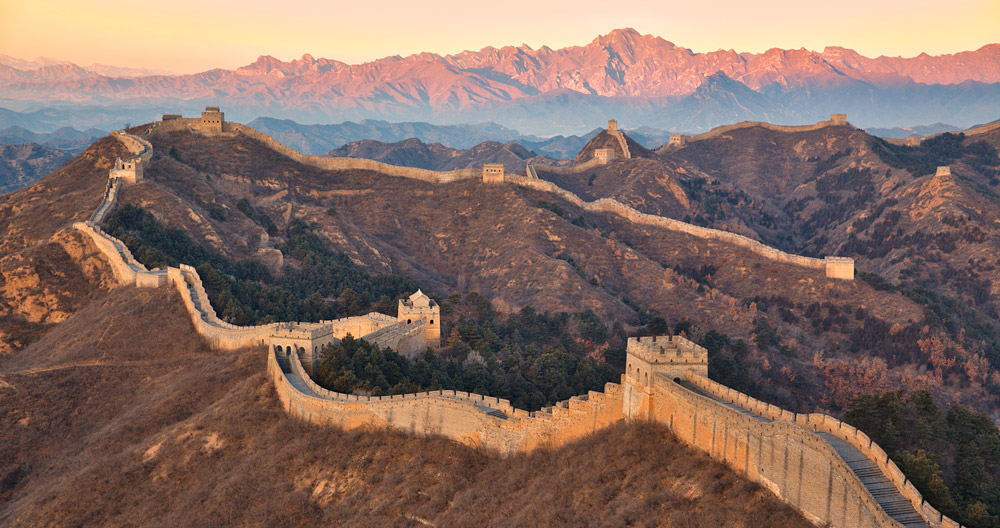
[642,374,900,528]
[267,346,625,453]
[506,175,853,279]
[682,373,964,528]
[73,125,957,527]
[686,116,848,144]
[152,120,479,184]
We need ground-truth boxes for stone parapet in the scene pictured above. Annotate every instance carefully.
[505,175,854,279]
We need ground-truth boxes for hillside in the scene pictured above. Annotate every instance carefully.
[0,143,73,193]
[325,138,561,172]
[0,135,813,527]
[101,124,1000,422]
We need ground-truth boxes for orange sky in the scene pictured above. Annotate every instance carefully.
[1,0,997,73]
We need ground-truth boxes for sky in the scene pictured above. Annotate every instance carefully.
[1,0,997,74]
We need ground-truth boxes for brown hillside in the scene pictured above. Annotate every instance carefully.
[0,137,127,353]
[575,129,656,163]
[0,143,73,194]
[326,138,560,173]
[0,284,811,527]
[663,125,1000,313]
[113,127,991,415]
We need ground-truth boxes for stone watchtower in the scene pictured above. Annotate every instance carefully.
[398,290,440,347]
[482,163,505,184]
[109,157,143,183]
[623,335,708,419]
[904,137,921,147]
[200,106,225,132]
[669,134,687,147]
[829,113,848,126]
[607,119,618,132]
[936,166,951,177]
[593,148,616,164]
[269,323,336,376]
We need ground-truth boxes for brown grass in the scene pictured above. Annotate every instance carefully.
[0,285,811,527]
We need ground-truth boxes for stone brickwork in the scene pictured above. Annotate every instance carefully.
[482,163,505,183]
[70,121,957,528]
[397,290,440,349]
[593,148,616,164]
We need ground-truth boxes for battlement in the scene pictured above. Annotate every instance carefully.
[270,322,333,340]
[200,105,225,132]
[626,335,708,385]
[936,166,951,176]
[482,163,505,184]
[668,134,686,146]
[593,148,616,164]
[398,290,440,347]
[830,113,848,125]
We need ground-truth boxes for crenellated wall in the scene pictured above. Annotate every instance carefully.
[505,175,854,279]
[267,345,625,453]
[68,121,962,528]
[684,115,851,144]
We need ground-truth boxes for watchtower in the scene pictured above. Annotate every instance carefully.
[269,322,336,376]
[109,157,143,183]
[904,137,921,147]
[623,335,707,419]
[482,163,505,184]
[161,113,182,121]
[398,290,440,347]
[607,119,618,132]
[830,113,848,126]
[669,134,687,147]
[626,335,708,386]
[824,256,855,280]
[200,106,225,132]
[594,148,616,164]
[936,166,951,177]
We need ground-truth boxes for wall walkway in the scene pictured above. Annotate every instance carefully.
[67,121,956,527]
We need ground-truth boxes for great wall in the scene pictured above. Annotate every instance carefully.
[71,107,966,528]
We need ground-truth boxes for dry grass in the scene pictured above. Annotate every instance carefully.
[0,285,811,527]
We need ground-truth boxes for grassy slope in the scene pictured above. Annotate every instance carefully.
[0,285,809,528]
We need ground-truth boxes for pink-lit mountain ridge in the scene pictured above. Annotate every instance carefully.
[1,29,998,135]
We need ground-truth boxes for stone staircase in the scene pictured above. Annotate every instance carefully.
[675,379,931,528]
[819,433,929,528]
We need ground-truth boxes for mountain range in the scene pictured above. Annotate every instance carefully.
[1,29,998,135]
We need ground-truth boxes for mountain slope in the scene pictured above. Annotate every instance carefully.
[0,144,73,193]
[0,128,814,528]
[326,138,560,171]
[2,29,998,134]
